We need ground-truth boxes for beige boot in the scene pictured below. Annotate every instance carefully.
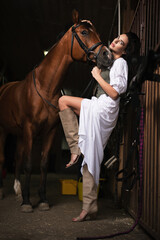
[72,164,98,222]
[59,108,81,167]
[82,164,98,214]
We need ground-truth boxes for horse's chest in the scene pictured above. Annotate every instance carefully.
[34,110,58,132]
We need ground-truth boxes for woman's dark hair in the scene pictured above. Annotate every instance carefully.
[125,32,141,59]
[123,32,141,82]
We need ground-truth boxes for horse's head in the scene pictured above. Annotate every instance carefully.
[70,10,113,69]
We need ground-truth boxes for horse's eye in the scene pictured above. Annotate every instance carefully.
[81,30,88,35]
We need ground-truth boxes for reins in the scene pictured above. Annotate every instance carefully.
[115,92,141,191]
[32,69,58,110]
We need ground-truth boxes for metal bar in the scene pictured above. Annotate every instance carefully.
[129,0,141,30]
[108,1,118,45]
[118,0,121,35]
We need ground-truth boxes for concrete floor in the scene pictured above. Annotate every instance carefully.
[0,173,153,240]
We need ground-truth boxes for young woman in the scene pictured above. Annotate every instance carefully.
[58,32,140,222]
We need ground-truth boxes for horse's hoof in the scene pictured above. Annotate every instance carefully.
[38,202,50,211]
[21,204,33,213]
[0,188,4,199]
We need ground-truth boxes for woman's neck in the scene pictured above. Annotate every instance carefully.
[112,52,122,60]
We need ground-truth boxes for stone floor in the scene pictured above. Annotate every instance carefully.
[0,173,154,240]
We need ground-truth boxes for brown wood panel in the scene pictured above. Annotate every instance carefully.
[120,0,160,238]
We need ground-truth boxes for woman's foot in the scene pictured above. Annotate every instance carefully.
[65,153,80,168]
[72,210,88,222]
[72,209,97,222]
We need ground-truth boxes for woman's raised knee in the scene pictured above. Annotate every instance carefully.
[58,96,68,111]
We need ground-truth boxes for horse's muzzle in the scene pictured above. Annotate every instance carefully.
[96,46,114,70]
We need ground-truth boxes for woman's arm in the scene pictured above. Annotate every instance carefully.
[91,66,119,100]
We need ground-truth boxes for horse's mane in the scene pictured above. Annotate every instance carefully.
[45,20,94,54]
[56,24,71,41]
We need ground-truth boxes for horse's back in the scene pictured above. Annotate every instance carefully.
[0,81,19,96]
[0,79,29,133]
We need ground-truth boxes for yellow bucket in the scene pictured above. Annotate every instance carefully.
[60,179,78,195]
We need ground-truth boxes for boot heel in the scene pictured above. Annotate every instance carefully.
[89,212,97,220]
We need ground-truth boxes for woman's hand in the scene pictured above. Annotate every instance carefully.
[91,66,101,81]
[91,66,119,100]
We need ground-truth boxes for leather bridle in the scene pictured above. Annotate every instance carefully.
[33,23,104,110]
[71,23,104,61]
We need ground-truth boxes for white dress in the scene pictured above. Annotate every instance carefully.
[78,57,128,186]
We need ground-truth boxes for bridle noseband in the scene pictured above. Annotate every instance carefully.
[71,24,103,61]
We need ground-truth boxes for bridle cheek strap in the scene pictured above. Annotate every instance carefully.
[71,24,103,61]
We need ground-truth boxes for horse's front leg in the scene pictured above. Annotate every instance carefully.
[21,123,33,213]
[14,138,24,199]
[38,128,56,211]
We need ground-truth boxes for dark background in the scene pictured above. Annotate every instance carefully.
[1,0,139,173]
[0,0,117,83]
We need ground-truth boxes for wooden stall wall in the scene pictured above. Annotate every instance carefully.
[120,0,160,239]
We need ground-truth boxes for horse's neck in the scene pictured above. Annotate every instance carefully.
[36,39,72,96]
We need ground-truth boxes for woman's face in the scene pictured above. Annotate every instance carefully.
[109,34,129,57]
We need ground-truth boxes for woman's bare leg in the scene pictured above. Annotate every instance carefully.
[58,95,83,116]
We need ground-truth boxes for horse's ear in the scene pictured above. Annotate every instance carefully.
[72,9,80,24]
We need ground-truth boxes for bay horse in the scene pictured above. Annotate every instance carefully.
[0,10,113,212]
